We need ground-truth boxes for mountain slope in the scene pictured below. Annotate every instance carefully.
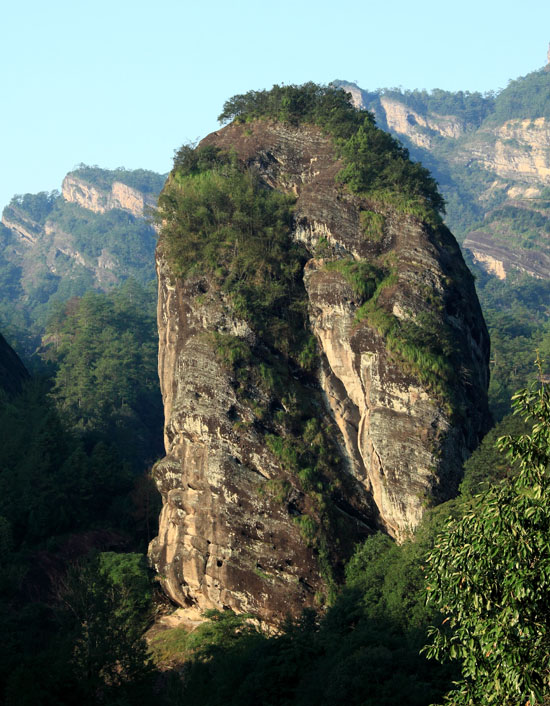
[336,65,550,280]
[0,166,165,354]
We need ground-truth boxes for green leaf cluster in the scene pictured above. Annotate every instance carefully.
[425,377,550,705]
[7,190,58,224]
[157,156,310,355]
[490,69,550,122]
[43,281,163,469]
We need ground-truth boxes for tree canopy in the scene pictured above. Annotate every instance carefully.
[425,374,550,705]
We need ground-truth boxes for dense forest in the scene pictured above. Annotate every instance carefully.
[2,79,550,705]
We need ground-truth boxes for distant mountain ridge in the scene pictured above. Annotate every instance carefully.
[335,65,550,281]
[0,166,165,353]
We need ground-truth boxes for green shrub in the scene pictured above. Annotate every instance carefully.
[324,258,386,301]
[359,209,385,240]
[218,82,445,219]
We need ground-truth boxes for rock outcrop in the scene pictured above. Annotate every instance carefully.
[62,174,157,218]
[379,96,467,147]
[460,118,550,185]
[149,119,491,624]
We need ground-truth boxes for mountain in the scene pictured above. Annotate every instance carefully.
[148,84,491,625]
[335,61,550,281]
[0,165,165,354]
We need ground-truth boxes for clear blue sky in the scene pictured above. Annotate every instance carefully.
[1,0,549,210]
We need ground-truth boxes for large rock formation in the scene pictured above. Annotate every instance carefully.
[149,116,491,625]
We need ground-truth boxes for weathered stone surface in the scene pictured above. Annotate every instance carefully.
[461,118,550,185]
[379,96,467,147]
[150,120,491,624]
[62,175,157,217]
[1,207,42,245]
[464,230,550,280]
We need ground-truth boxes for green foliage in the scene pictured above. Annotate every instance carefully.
[172,533,453,706]
[344,533,429,631]
[70,164,166,194]
[0,172,161,358]
[0,381,135,546]
[210,333,252,369]
[157,154,311,356]
[49,198,157,270]
[53,553,153,700]
[336,119,445,216]
[324,258,386,300]
[355,270,457,402]
[218,81,363,137]
[219,82,445,218]
[490,69,550,122]
[7,190,59,224]
[470,267,550,418]
[425,377,550,705]
[150,609,261,666]
[43,281,163,469]
[459,413,530,497]
[359,209,385,240]
[98,552,152,626]
[380,87,495,126]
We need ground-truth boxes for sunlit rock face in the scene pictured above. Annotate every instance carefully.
[150,120,491,625]
[62,175,157,218]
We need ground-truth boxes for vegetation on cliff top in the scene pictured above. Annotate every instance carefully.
[218,84,474,404]
[70,164,166,194]
[219,82,445,219]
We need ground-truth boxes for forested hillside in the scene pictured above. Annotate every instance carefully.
[0,169,166,703]
[0,166,164,359]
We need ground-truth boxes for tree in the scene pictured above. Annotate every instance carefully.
[55,553,153,702]
[424,373,550,705]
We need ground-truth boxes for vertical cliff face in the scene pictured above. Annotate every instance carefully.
[150,116,490,624]
[62,174,158,218]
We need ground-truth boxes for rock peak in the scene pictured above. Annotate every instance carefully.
[149,115,491,625]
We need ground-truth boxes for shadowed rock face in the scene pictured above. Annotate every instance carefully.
[149,120,491,624]
[0,332,29,396]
